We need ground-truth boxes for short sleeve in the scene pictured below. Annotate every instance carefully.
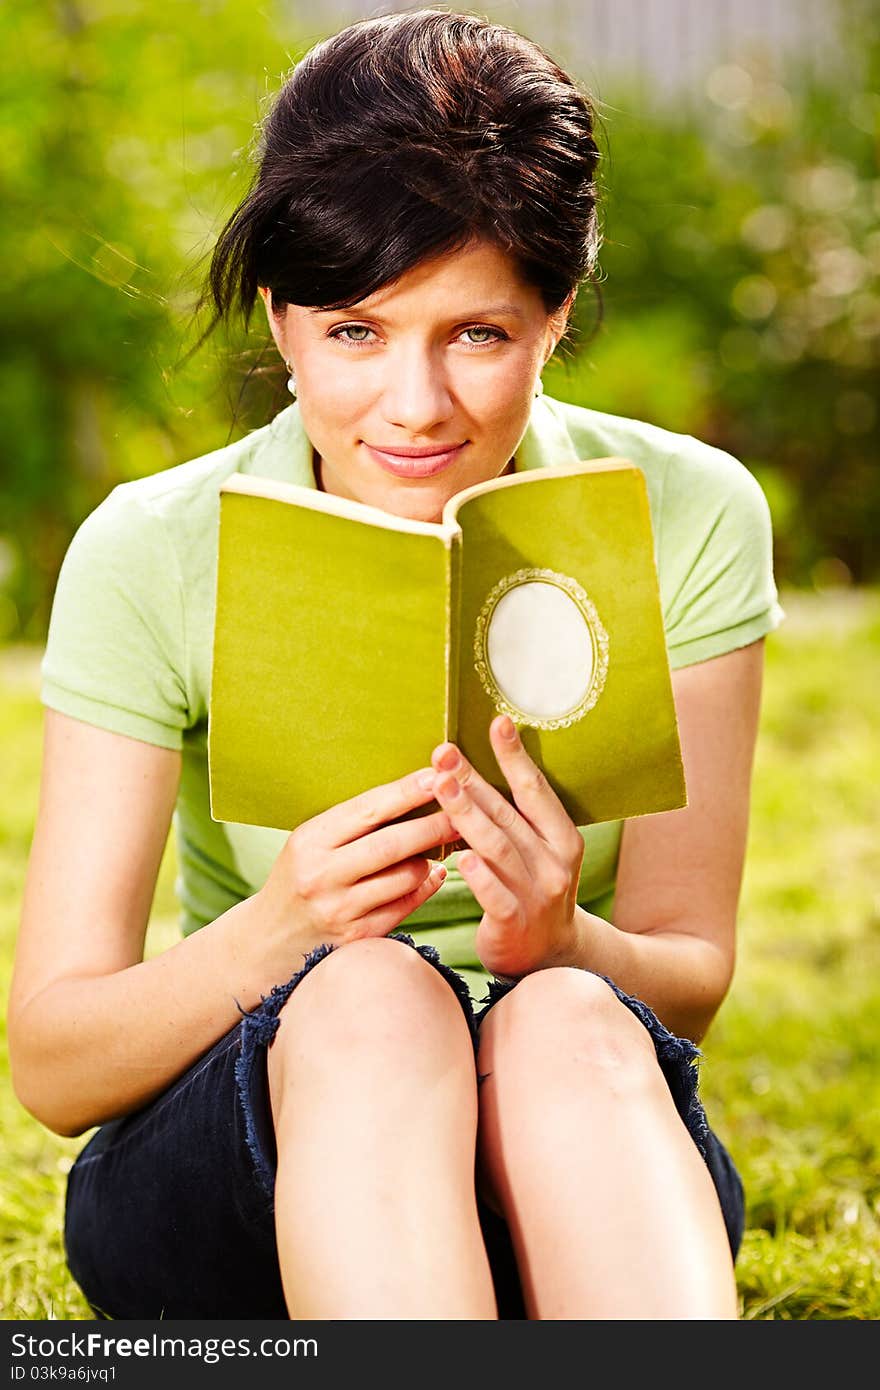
[659,441,785,669]
[40,485,189,749]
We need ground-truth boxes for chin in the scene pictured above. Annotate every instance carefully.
[378,474,453,507]
[391,494,449,525]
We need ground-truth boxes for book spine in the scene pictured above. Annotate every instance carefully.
[440,530,463,858]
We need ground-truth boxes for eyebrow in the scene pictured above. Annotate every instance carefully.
[308,302,527,320]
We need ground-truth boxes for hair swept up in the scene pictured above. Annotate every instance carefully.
[201,7,603,348]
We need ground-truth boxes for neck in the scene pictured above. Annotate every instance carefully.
[313,449,324,492]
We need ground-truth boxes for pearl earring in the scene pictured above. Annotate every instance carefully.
[285,360,297,399]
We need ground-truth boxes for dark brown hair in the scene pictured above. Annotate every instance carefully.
[202,7,603,349]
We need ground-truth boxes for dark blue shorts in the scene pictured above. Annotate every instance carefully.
[64,932,745,1319]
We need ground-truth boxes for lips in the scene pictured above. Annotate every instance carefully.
[364,442,467,478]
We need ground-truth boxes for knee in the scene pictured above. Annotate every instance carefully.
[477,967,658,1092]
[269,935,473,1070]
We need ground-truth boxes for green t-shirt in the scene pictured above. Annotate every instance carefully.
[40,394,784,1002]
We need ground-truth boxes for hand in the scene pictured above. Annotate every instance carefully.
[428,715,585,979]
[258,768,459,959]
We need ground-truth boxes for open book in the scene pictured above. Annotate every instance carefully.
[208,458,687,859]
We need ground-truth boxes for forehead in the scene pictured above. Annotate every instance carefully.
[308,239,540,318]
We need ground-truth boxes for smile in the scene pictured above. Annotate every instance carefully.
[364,442,467,478]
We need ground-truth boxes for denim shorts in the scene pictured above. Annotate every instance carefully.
[64,932,745,1320]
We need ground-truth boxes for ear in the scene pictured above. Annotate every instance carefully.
[258,287,288,361]
[545,290,576,364]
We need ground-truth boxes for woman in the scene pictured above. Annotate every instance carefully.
[9,9,783,1319]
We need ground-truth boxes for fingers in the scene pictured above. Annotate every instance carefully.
[429,717,582,884]
[485,714,580,848]
[338,805,458,883]
[431,751,534,861]
[354,856,449,928]
[430,746,533,892]
[453,846,522,924]
[322,766,448,850]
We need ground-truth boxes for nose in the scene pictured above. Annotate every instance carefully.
[379,346,456,435]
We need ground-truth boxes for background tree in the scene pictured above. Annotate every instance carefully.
[1,0,877,641]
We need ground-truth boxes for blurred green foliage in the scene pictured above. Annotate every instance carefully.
[1,0,878,640]
[0,0,299,641]
[551,0,880,590]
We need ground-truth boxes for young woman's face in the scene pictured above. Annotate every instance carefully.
[259,238,571,524]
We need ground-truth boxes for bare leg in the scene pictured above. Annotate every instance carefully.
[267,937,497,1318]
[476,968,739,1319]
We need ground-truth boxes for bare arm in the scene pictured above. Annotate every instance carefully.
[560,638,766,1041]
[8,710,455,1137]
[7,712,292,1136]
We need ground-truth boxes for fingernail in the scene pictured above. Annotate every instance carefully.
[417,769,435,789]
[437,775,460,798]
[433,864,447,881]
[499,715,517,740]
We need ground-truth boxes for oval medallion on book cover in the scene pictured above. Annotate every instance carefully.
[473,568,609,731]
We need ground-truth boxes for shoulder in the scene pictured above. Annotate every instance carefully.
[543,394,767,522]
[542,395,783,665]
[64,413,288,590]
[100,415,282,529]
[544,394,686,465]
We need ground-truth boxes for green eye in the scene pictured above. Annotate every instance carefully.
[462,326,506,347]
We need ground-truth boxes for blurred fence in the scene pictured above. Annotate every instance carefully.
[297,0,845,99]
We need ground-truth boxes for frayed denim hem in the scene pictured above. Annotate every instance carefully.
[473,969,710,1161]
[233,932,481,1201]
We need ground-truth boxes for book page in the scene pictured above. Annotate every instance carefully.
[450,462,686,825]
[208,488,453,835]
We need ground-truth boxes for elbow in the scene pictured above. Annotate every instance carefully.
[10,1073,88,1139]
[679,953,735,1045]
[645,934,734,1044]
[8,1028,94,1139]
[41,1111,92,1141]
[9,1062,89,1139]
[683,1007,722,1048]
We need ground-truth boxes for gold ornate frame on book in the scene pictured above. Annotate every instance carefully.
[473,567,610,732]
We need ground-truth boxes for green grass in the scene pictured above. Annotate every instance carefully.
[1,590,878,1319]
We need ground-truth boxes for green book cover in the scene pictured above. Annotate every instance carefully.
[208,459,687,859]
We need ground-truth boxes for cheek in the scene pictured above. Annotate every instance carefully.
[459,351,539,408]
[464,370,535,438]
[297,369,367,439]
[290,328,365,405]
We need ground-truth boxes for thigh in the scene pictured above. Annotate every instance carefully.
[473,970,746,1266]
[64,931,485,1320]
